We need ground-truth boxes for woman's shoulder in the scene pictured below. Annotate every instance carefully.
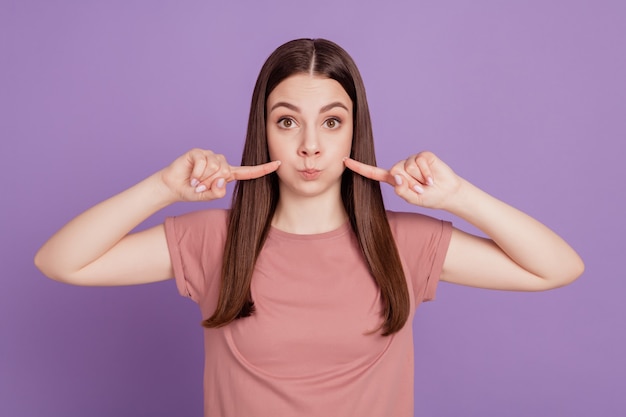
[386,210,452,247]
[172,208,229,222]
[386,210,443,227]
[165,208,229,236]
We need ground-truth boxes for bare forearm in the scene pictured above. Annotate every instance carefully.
[34,172,174,281]
[445,178,584,285]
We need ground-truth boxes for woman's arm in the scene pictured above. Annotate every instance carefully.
[439,179,584,290]
[34,173,176,286]
[34,149,280,286]
[344,153,584,291]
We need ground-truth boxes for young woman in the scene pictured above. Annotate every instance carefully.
[35,39,584,417]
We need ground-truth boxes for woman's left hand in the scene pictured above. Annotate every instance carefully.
[344,151,462,210]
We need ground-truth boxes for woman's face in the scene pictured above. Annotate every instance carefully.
[266,73,353,200]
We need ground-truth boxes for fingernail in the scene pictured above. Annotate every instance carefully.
[413,185,425,194]
[216,178,225,188]
[394,175,403,185]
[190,178,199,187]
[195,184,207,193]
[427,177,434,186]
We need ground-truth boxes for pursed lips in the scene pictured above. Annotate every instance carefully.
[298,169,322,180]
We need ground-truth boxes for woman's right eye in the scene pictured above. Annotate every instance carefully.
[277,118,295,129]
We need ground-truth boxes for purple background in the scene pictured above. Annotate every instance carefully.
[2,1,624,416]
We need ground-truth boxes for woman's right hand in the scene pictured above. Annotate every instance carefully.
[160,149,281,202]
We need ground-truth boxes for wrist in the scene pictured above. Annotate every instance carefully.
[144,171,180,208]
[440,178,482,217]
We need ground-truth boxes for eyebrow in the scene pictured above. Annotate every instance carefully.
[269,101,350,114]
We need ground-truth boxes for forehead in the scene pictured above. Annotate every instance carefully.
[267,74,352,110]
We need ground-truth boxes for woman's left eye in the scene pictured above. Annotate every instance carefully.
[324,118,341,129]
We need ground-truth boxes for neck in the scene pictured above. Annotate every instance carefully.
[272,193,347,235]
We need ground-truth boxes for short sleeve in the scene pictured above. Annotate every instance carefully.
[163,209,228,303]
[387,211,453,305]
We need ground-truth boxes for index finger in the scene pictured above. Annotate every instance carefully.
[344,158,394,185]
[231,160,281,181]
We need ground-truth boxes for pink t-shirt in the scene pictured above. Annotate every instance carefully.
[165,209,452,417]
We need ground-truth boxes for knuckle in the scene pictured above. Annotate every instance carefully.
[219,166,231,178]
[390,163,407,175]
[406,165,421,178]
[190,148,208,157]
[206,160,220,172]
[192,160,206,174]
[392,161,405,171]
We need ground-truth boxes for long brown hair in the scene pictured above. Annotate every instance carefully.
[203,38,410,336]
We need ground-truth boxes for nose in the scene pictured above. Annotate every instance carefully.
[298,127,320,157]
